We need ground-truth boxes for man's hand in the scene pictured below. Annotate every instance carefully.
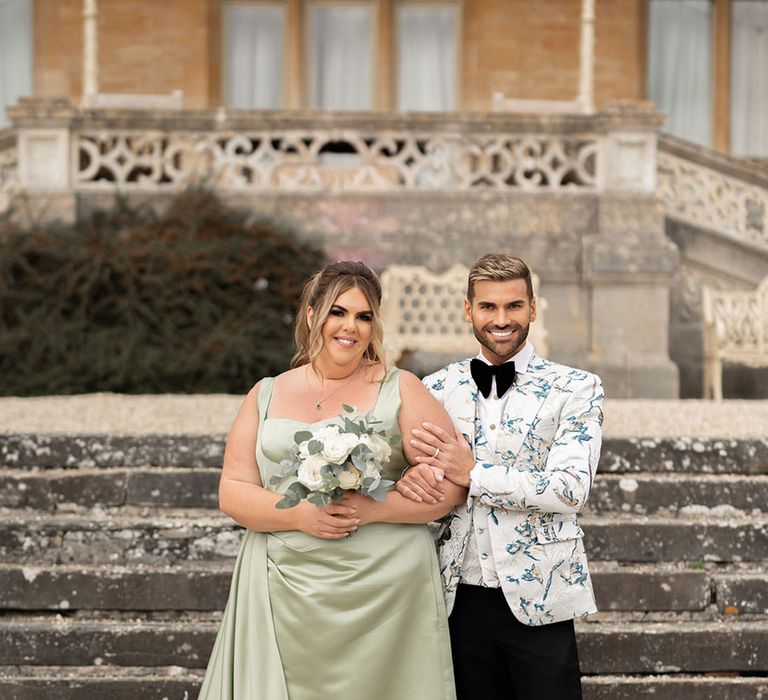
[409,422,474,487]
[397,464,445,504]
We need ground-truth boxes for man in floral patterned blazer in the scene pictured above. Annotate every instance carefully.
[398,254,603,700]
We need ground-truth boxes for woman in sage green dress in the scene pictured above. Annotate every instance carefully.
[199,261,466,700]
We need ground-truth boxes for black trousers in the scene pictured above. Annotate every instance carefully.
[449,584,582,700]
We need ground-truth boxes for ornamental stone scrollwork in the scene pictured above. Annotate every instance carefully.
[74,131,598,192]
[658,151,768,251]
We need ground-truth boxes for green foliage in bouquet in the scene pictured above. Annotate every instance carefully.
[0,191,324,394]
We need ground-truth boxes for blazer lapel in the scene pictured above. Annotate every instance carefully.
[495,352,557,465]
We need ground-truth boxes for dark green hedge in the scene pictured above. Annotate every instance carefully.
[0,191,324,395]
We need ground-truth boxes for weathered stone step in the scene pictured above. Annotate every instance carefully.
[3,434,767,473]
[576,621,768,674]
[5,468,768,515]
[0,468,219,510]
[0,666,204,700]
[6,562,760,614]
[582,517,768,563]
[0,669,765,700]
[0,564,231,611]
[586,474,768,515]
[582,675,768,699]
[1,619,766,673]
[0,434,225,469]
[600,438,768,475]
[0,511,239,565]
[1,513,767,564]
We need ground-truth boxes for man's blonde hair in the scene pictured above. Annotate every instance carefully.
[467,254,534,300]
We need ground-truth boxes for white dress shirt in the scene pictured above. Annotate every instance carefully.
[460,341,535,587]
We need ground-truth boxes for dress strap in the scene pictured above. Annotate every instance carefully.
[371,367,402,426]
[257,377,276,423]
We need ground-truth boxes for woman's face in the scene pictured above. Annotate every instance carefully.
[314,286,374,367]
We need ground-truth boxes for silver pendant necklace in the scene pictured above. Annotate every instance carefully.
[307,364,363,410]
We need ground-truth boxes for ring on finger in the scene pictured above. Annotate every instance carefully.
[432,446,440,458]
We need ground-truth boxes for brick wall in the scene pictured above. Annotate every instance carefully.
[32,0,646,111]
[34,0,219,108]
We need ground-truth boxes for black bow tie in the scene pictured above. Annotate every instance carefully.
[470,359,516,399]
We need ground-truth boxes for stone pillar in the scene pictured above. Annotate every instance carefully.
[586,103,680,397]
[83,0,99,101]
[578,0,595,114]
[7,98,77,225]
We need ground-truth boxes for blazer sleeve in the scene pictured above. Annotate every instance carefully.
[470,373,604,514]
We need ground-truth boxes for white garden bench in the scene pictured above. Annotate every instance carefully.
[380,264,548,364]
[702,277,768,399]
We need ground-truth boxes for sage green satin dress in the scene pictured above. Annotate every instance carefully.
[198,368,456,700]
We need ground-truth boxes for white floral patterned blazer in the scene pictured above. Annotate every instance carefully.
[423,351,604,626]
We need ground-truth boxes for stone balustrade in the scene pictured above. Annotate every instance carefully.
[658,133,768,254]
[7,97,659,201]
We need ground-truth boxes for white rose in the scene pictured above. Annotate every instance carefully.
[360,433,392,463]
[297,454,326,491]
[315,425,341,443]
[337,465,363,490]
[321,431,358,464]
[363,458,381,479]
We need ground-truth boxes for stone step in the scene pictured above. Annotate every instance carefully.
[3,434,767,474]
[0,669,765,700]
[1,512,767,564]
[582,516,768,563]
[585,474,768,515]
[0,564,231,611]
[600,438,768,475]
[582,675,768,699]
[0,468,220,510]
[0,670,766,700]
[0,511,240,565]
[6,562,758,614]
[0,619,765,674]
[4,468,768,515]
[0,667,204,700]
[576,621,768,674]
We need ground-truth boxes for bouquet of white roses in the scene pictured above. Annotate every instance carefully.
[270,405,400,509]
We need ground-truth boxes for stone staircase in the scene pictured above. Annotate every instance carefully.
[0,434,767,699]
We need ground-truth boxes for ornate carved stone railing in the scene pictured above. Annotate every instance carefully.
[0,130,18,215]
[7,98,660,199]
[75,130,599,192]
[658,134,768,252]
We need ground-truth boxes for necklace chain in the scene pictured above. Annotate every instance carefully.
[307,364,363,410]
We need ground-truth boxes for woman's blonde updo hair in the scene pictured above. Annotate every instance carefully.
[292,261,387,372]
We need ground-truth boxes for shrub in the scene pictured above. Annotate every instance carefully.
[0,191,325,395]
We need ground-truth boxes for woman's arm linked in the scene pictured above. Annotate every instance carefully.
[344,371,467,524]
[218,382,360,540]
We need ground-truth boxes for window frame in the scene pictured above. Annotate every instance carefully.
[303,0,378,110]
[221,0,290,110]
[393,0,462,112]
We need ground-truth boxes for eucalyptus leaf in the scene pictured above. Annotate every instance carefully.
[307,439,324,455]
[307,491,331,507]
[294,431,313,443]
[342,404,356,414]
[369,479,395,501]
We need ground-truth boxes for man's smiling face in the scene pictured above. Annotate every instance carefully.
[465,278,537,365]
